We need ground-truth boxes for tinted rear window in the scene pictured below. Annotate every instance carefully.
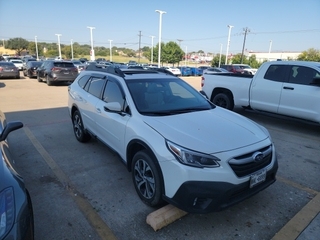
[54,62,75,67]
[0,62,15,66]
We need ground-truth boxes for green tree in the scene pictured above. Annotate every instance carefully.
[28,42,43,57]
[6,37,29,55]
[162,41,184,66]
[211,54,226,67]
[297,48,320,62]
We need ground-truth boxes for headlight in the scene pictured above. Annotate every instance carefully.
[167,141,220,168]
[0,187,15,239]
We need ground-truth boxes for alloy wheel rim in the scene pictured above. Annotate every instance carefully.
[134,159,155,199]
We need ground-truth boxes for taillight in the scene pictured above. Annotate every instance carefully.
[201,76,205,87]
[0,67,3,72]
[51,67,61,72]
[71,67,78,72]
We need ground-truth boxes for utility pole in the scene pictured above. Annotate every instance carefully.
[138,31,142,63]
[240,27,250,63]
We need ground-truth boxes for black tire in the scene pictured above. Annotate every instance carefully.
[46,75,52,86]
[72,110,91,142]
[23,71,27,77]
[37,74,42,82]
[16,75,20,79]
[132,150,164,207]
[212,92,234,110]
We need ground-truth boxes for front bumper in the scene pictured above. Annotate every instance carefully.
[164,156,278,214]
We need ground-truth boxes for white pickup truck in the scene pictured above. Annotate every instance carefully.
[201,61,320,123]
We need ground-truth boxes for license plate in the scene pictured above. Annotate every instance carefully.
[63,71,70,74]
[250,168,266,188]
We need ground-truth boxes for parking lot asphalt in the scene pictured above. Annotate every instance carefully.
[0,73,319,240]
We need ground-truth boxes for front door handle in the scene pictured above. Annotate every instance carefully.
[283,86,294,90]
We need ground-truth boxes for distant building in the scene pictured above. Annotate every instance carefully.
[246,51,301,62]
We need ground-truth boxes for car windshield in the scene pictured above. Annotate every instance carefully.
[126,78,214,115]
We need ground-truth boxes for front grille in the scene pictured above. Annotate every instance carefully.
[229,145,272,177]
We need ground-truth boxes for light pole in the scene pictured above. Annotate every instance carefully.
[268,40,272,61]
[225,25,234,65]
[150,36,155,64]
[219,43,223,67]
[56,34,62,60]
[87,26,95,61]
[35,36,39,60]
[71,39,74,60]
[155,10,166,68]
[2,39,4,49]
[108,39,113,61]
[55,34,62,59]
[185,46,187,66]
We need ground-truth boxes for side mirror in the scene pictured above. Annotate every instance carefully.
[199,90,209,99]
[0,121,23,141]
[103,102,122,113]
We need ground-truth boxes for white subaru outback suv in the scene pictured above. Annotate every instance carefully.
[68,66,278,214]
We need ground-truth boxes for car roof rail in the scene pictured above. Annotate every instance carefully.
[86,64,175,78]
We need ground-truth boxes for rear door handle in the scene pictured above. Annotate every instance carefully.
[96,108,101,113]
[283,86,294,90]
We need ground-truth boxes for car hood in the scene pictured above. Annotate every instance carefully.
[142,107,268,153]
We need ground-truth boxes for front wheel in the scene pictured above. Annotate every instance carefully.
[37,74,42,82]
[72,110,91,142]
[132,150,164,207]
[212,92,234,110]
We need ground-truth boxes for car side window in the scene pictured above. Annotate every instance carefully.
[288,66,317,85]
[102,80,124,107]
[77,75,91,89]
[264,65,287,82]
[86,77,106,98]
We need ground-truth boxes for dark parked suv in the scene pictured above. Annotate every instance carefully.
[37,60,78,86]
[220,64,244,74]
[23,61,43,78]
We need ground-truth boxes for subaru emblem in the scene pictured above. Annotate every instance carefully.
[252,152,264,162]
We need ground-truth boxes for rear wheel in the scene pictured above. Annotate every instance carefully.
[16,75,20,79]
[212,92,234,110]
[72,110,91,142]
[46,75,52,86]
[132,150,164,207]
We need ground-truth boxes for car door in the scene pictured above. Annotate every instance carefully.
[80,76,107,135]
[277,65,320,122]
[250,64,288,113]
[94,77,130,154]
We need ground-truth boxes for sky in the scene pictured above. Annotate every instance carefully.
[0,0,319,55]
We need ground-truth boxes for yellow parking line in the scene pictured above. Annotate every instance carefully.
[24,127,117,240]
[272,176,320,239]
[272,192,320,240]
[277,176,319,195]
